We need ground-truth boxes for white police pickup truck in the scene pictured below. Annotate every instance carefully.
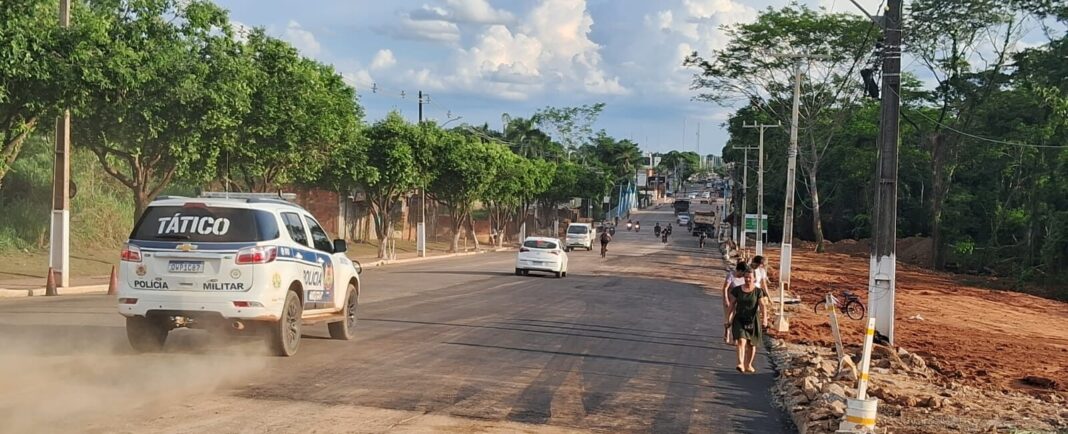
[117,194,362,356]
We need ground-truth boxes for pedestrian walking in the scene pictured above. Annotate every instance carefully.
[721,260,747,343]
[750,255,772,295]
[727,266,769,373]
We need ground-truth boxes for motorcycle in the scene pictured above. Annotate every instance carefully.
[626,222,633,231]
[661,232,668,243]
[635,223,641,232]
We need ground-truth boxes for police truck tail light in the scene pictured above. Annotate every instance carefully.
[120,244,142,262]
[236,246,277,265]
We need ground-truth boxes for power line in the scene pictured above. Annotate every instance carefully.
[888,86,1068,149]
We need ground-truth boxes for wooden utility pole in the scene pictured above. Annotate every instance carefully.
[48,0,72,292]
[868,0,902,344]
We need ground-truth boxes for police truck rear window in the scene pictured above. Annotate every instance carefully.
[131,206,280,242]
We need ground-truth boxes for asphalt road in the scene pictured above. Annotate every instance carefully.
[0,209,788,434]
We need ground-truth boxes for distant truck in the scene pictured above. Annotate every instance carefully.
[673,199,690,215]
[691,203,716,237]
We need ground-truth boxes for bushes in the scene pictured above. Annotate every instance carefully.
[0,133,134,252]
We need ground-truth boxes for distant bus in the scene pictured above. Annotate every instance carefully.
[673,199,690,215]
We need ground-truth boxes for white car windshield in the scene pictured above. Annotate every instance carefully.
[567,226,588,234]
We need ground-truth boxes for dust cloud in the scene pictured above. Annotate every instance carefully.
[0,327,270,433]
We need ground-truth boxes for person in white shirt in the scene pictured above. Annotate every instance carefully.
[750,255,772,296]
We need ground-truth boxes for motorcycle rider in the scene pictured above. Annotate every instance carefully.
[635,221,641,232]
[699,231,707,248]
[654,222,662,237]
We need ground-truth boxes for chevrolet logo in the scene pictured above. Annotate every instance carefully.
[176,243,197,252]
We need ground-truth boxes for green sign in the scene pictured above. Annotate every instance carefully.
[744,213,768,233]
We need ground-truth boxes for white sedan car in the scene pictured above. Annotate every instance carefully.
[515,237,569,278]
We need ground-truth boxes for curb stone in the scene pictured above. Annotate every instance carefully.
[1,248,514,300]
[360,247,513,268]
[0,284,110,299]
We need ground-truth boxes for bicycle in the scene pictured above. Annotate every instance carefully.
[813,290,866,320]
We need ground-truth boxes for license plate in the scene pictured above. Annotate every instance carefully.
[168,260,204,273]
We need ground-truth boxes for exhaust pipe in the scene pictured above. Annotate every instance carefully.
[231,320,245,331]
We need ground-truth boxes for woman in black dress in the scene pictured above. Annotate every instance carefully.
[727,267,769,373]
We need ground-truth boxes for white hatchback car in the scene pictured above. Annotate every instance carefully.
[515,237,569,278]
[116,194,362,356]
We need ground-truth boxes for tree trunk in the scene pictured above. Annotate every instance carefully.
[448,211,464,253]
[372,199,392,259]
[930,133,948,269]
[467,215,480,251]
[133,187,151,224]
[0,117,38,189]
[808,168,826,253]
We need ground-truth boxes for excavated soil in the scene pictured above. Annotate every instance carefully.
[759,245,1068,397]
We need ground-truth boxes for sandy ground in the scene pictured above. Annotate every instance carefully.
[755,245,1068,397]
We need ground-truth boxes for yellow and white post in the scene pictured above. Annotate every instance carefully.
[839,317,879,433]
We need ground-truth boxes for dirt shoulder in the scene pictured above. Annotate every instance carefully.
[755,244,1068,433]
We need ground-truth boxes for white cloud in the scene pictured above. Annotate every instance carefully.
[341,70,375,91]
[393,15,462,43]
[408,0,626,101]
[370,49,396,70]
[401,68,447,91]
[442,0,514,24]
[284,20,322,57]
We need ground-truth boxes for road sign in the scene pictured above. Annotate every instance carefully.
[744,213,768,233]
[636,171,648,187]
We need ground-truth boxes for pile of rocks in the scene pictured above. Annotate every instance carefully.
[770,339,1068,433]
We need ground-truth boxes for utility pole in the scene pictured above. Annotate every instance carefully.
[868,0,902,344]
[696,123,701,170]
[777,58,803,325]
[743,122,781,258]
[417,91,428,257]
[48,0,72,293]
[737,145,759,255]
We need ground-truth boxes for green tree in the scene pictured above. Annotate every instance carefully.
[907,0,1034,267]
[684,4,874,252]
[344,112,422,258]
[428,132,501,252]
[75,0,251,222]
[657,151,701,185]
[226,29,361,192]
[501,115,557,160]
[0,0,85,188]
[479,149,552,247]
[533,103,605,156]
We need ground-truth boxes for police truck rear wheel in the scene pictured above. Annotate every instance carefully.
[328,284,358,340]
[126,316,167,352]
[269,290,303,356]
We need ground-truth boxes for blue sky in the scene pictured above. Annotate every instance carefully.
[217,0,1061,155]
